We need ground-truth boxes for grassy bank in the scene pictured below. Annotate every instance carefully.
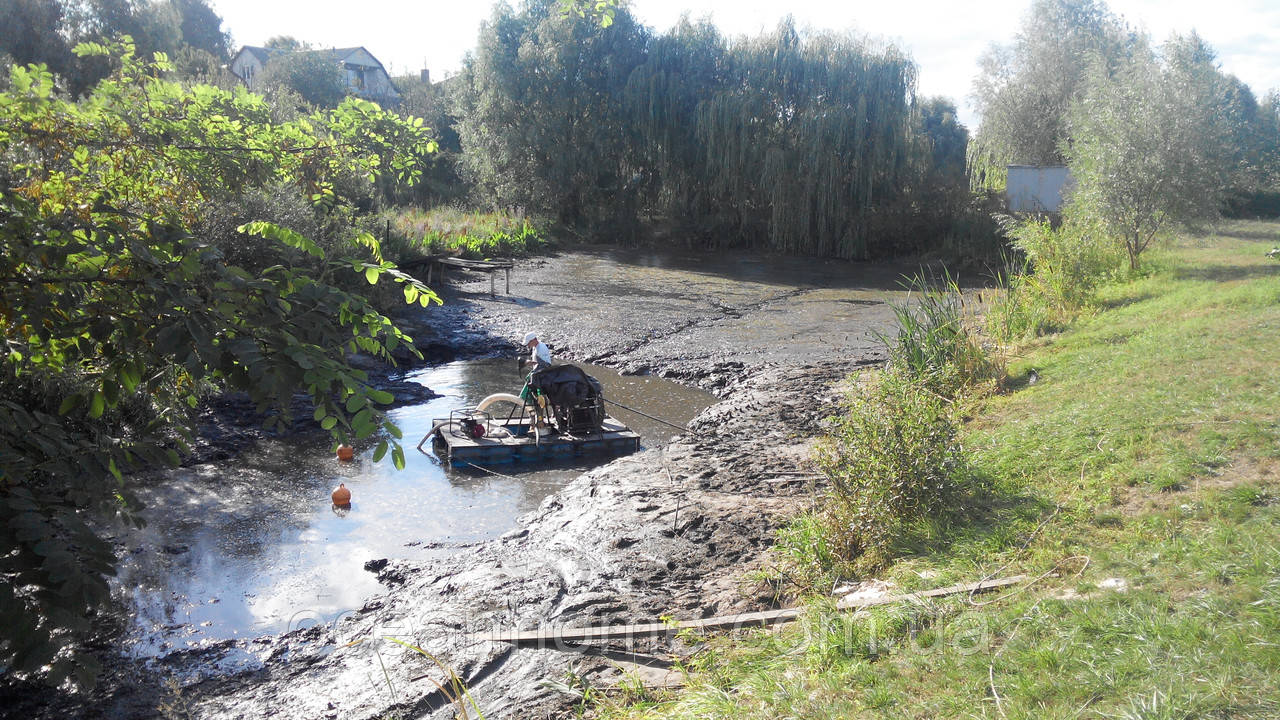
[600,221,1280,718]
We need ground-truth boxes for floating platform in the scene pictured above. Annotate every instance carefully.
[429,414,640,466]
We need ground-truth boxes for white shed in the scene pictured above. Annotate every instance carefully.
[1006,165,1074,213]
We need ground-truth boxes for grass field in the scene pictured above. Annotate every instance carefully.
[599,221,1280,719]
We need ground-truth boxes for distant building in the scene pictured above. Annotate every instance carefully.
[229,45,400,104]
[1006,165,1074,213]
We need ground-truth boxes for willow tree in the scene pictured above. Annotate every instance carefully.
[455,0,648,226]
[695,20,919,258]
[622,17,731,231]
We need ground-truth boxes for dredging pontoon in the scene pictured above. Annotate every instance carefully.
[420,365,640,466]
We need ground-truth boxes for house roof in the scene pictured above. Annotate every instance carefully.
[234,45,387,70]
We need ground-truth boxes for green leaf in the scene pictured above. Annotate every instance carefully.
[238,221,325,259]
[368,389,394,405]
[352,408,375,437]
[365,267,380,285]
[102,378,119,407]
[320,416,338,431]
[88,392,105,419]
[392,445,406,470]
[372,440,388,462]
[58,395,82,415]
[120,364,140,393]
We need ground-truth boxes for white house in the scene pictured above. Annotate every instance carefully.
[229,45,400,104]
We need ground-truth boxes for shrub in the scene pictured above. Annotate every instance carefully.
[781,275,996,585]
[988,217,1120,340]
[814,367,963,573]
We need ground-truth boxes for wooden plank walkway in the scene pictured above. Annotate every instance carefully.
[482,574,1026,646]
[400,255,514,296]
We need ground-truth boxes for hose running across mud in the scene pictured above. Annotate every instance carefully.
[603,398,690,433]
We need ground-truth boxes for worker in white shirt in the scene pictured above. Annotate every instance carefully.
[522,331,552,372]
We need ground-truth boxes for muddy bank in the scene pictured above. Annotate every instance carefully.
[173,249,902,719]
[410,246,908,390]
[20,247,907,719]
[179,360,878,720]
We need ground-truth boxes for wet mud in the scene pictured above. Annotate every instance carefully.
[20,246,910,719]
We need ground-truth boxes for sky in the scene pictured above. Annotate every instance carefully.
[210,0,1280,129]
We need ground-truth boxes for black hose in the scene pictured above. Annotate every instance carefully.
[603,398,690,432]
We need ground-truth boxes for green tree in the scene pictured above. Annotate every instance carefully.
[0,0,74,78]
[0,40,438,687]
[1067,35,1235,269]
[1258,90,1280,190]
[171,0,229,60]
[969,0,1131,189]
[258,48,350,109]
[264,34,306,51]
[621,16,731,233]
[394,73,464,205]
[7,0,230,92]
[625,18,922,257]
[455,0,648,226]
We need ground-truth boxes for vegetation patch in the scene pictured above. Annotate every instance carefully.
[601,224,1280,719]
[780,276,1001,587]
[386,206,549,261]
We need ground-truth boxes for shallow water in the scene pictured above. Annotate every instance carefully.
[116,359,714,658]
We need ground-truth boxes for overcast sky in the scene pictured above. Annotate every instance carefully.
[211,0,1280,129]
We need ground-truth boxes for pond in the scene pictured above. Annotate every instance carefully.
[114,359,715,659]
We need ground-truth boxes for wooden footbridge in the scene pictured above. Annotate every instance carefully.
[401,255,515,296]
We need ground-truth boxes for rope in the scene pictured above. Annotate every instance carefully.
[603,398,690,432]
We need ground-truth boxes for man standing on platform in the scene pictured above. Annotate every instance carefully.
[522,331,552,372]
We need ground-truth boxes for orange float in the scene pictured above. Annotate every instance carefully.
[336,444,355,461]
[331,483,352,506]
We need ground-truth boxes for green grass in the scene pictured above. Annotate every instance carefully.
[601,221,1280,719]
[384,206,550,262]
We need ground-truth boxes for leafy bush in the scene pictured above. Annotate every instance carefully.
[988,218,1120,340]
[812,367,963,576]
[0,41,436,688]
[775,511,847,590]
[778,276,998,586]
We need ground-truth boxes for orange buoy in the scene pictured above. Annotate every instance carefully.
[336,444,355,462]
[331,483,352,506]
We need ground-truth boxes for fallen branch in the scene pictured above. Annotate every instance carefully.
[483,574,1027,647]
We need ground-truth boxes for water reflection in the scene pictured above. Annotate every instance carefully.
[116,359,714,657]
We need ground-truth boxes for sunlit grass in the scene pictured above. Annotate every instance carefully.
[385,206,551,261]
[601,221,1280,719]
